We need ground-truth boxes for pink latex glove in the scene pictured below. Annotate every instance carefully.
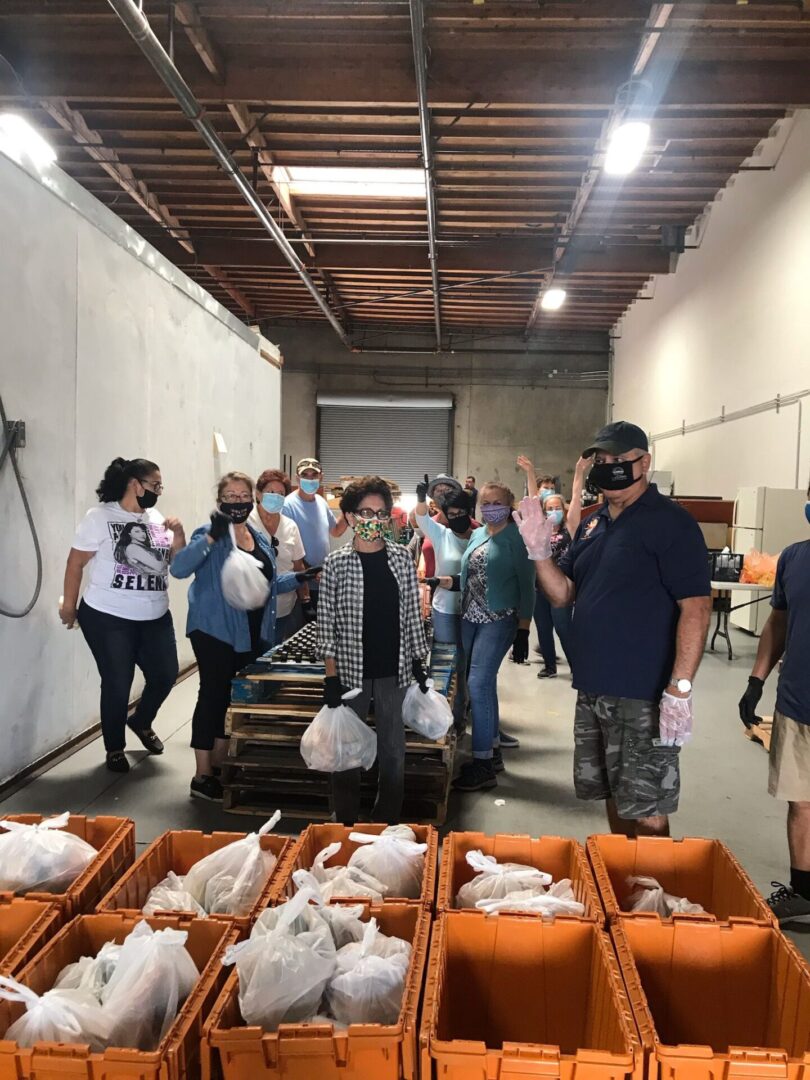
[512,496,555,560]
[658,692,693,747]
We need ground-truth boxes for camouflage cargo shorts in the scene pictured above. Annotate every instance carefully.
[574,692,680,819]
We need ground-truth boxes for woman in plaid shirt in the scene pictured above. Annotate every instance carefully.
[317,476,429,824]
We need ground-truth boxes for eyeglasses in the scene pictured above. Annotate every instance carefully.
[353,509,392,521]
[221,491,251,503]
[140,480,164,495]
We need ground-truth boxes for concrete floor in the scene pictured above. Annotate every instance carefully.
[2,621,807,955]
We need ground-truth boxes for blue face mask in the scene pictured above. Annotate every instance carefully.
[261,491,285,514]
[539,488,554,502]
[299,477,320,495]
[805,501,810,526]
[546,509,564,527]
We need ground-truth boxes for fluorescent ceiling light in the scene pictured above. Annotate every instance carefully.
[273,166,426,199]
[604,120,650,176]
[0,114,57,169]
[540,287,567,311]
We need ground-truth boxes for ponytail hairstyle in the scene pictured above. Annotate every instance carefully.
[95,457,159,503]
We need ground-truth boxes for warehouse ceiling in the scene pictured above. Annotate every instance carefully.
[1,1,808,349]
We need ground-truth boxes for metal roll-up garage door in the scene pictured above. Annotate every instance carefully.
[317,393,453,494]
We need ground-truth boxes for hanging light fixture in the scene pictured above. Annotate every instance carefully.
[603,80,652,177]
[0,114,57,169]
[540,287,567,311]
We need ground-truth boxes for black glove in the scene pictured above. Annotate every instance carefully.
[739,675,764,729]
[412,657,430,694]
[424,577,440,588]
[511,627,530,664]
[301,600,317,623]
[323,676,345,709]
[209,509,231,542]
[295,566,322,582]
[416,473,430,503]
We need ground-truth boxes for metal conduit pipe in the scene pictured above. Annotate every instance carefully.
[409,0,442,351]
[105,0,351,349]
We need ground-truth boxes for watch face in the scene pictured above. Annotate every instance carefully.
[677,678,692,693]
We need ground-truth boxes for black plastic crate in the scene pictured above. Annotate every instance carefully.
[709,550,743,582]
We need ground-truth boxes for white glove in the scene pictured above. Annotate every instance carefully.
[658,692,693,747]
[512,496,554,560]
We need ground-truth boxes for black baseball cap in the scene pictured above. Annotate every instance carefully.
[583,421,649,457]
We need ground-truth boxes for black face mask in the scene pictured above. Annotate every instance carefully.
[447,514,471,534]
[589,456,644,492]
[136,490,158,510]
[220,501,253,524]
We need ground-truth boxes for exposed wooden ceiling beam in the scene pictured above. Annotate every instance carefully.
[174,0,225,80]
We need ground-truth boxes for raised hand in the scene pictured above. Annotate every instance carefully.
[512,496,554,560]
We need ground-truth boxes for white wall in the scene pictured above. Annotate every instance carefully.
[613,112,810,498]
[0,151,281,783]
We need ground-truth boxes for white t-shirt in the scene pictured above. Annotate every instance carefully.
[248,510,306,617]
[72,503,173,621]
[415,511,470,615]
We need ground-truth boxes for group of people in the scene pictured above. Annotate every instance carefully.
[59,425,810,925]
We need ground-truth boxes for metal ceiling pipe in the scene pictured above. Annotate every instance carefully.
[408,0,442,351]
[105,0,351,348]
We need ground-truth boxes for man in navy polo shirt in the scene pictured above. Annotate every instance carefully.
[514,421,712,837]
[739,483,810,925]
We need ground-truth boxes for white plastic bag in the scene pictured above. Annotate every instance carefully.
[143,872,207,917]
[347,827,427,900]
[221,523,271,611]
[326,920,410,1026]
[402,681,453,741]
[301,846,389,902]
[224,889,336,1031]
[455,850,552,909]
[626,875,704,917]
[476,880,585,917]
[290,871,367,947]
[0,976,111,1052]
[183,812,280,917]
[54,942,122,999]
[101,921,200,1051]
[300,692,377,773]
[0,813,97,895]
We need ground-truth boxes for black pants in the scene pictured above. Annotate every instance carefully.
[189,630,256,752]
[331,676,407,826]
[78,601,179,753]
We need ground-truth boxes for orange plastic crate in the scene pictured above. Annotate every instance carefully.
[612,918,810,1080]
[437,831,603,922]
[202,900,431,1080]
[0,814,135,918]
[0,912,238,1080]
[587,835,774,925]
[0,899,61,976]
[421,910,643,1080]
[96,828,294,933]
[271,823,438,908]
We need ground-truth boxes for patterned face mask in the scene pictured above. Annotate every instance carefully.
[353,517,385,542]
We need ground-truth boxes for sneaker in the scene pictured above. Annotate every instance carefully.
[452,760,497,791]
[767,882,810,925]
[190,775,224,802]
[132,728,164,755]
[492,749,505,773]
[498,730,520,749]
[106,752,129,774]
[537,667,558,679]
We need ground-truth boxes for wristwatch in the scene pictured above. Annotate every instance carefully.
[669,677,693,694]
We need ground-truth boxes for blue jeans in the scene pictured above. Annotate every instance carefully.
[432,608,468,721]
[461,616,517,759]
[533,590,573,671]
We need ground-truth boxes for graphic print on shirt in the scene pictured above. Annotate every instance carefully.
[108,521,171,591]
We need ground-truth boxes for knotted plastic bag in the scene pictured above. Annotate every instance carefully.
[101,921,200,1051]
[224,889,336,1030]
[347,826,427,899]
[221,523,271,610]
[455,850,552,909]
[0,976,111,1051]
[300,691,377,773]
[402,681,453,741]
[54,941,122,999]
[0,813,97,894]
[291,870,367,947]
[183,812,280,916]
[326,919,410,1027]
[143,872,207,917]
[626,875,705,917]
[475,879,585,917]
[304,843,389,902]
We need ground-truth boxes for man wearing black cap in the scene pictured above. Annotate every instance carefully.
[514,421,712,837]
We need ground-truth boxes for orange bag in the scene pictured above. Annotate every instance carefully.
[740,549,778,587]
